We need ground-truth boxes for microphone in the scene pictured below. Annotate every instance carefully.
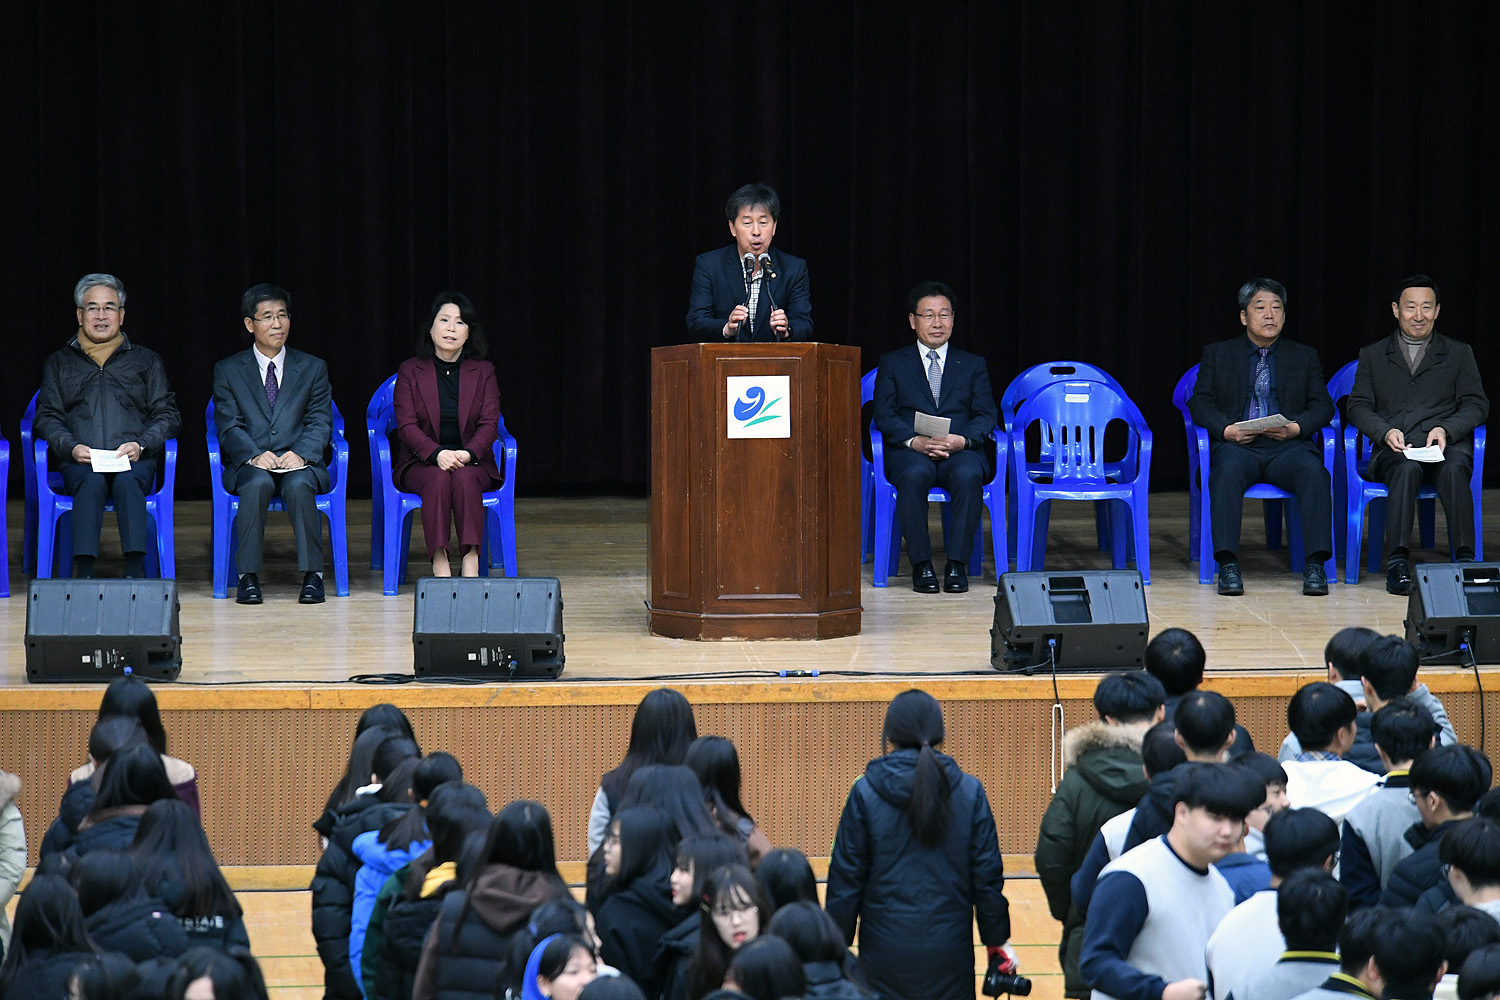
[742,252,756,284]
[759,253,781,325]
[757,252,777,279]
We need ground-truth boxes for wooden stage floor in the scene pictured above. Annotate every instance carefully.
[1,491,1485,685]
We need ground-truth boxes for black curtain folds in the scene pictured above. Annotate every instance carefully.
[2,2,1498,494]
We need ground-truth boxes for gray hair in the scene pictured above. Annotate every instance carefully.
[74,273,126,308]
[1237,278,1287,312]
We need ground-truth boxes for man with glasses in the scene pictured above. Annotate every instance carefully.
[872,280,998,593]
[34,273,180,578]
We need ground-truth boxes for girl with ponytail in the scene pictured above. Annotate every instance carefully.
[824,689,1013,1000]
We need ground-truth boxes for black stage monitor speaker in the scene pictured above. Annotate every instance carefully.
[1405,562,1500,665]
[25,579,182,682]
[992,570,1148,674]
[413,577,565,679]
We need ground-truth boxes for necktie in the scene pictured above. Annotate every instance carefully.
[266,361,279,408]
[1248,348,1269,420]
[927,350,942,406]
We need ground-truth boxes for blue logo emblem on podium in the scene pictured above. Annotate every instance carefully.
[733,386,781,426]
[726,375,791,439]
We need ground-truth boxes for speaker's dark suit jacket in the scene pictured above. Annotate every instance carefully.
[211,347,333,493]
[1188,335,1334,448]
[686,245,813,342]
[1347,332,1488,449]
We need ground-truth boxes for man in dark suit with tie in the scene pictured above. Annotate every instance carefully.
[211,283,333,605]
[1188,278,1334,597]
[873,281,998,593]
[1347,275,1488,595]
[686,182,813,342]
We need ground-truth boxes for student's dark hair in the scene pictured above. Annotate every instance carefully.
[380,751,464,851]
[907,280,956,315]
[1360,635,1421,702]
[676,836,750,901]
[1145,627,1205,695]
[1237,277,1289,311]
[620,764,724,845]
[165,945,270,1000]
[416,291,488,360]
[0,874,95,988]
[725,183,781,223]
[1142,720,1188,777]
[1478,787,1500,822]
[330,725,399,810]
[881,689,951,847]
[1411,744,1493,815]
[375,757,420,807]
[131,798,241,919]
[406,781,491,900]
[1287,682,1358,751]
[687,864,770,1000]
[498,899,593,998]
[1394,274,1441,306]
[766,900,847,964]
[96,676,170,755]
[454,800,566,941]
[93,743,176,811]
[754,847,819,914]
[240,282,291,320]
[687,735,756,834]
[724,935,807,1000]
[1372,698,1438,766]
[1263,806,1340,878]
[68,850,132,916]
[1171,762,1263,821]
[601,688,699,804]
[356,703,416,741]
[69,951,141,1000]
[1093,671,1168,724]
[1325,626,1382,680]
[1372,910,1448,1000]
[535,933,595,987]
[1276,869,1346,952]
[1174,690,1236,755]
[1460,944,1500,1000]
[1441,818,1500,889]
[579,977,649,1000]
[1437,907,1500,977]
[87,716,149,765]
[1235,752,1288,791]
[612,805,675,890]
[372,735,421,783]
[1340,906,1391,975]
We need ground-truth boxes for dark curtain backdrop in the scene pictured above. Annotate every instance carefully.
[3,2,1498,495]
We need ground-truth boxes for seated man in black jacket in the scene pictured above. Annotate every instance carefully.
[33,273,180,578]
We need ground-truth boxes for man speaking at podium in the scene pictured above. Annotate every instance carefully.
[686,183,813,342]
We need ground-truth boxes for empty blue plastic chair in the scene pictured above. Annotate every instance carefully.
[365,374,518,595]
[1328,360,1485,582]
[23,392,176,580]
[206,399,349,598]
[1011,380,1152,581]
[1171,365,1336,585]
[869,417,1006,587]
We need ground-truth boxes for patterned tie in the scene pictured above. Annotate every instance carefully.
[1248,348,1270,420]
[927,350,942,405]
[265,360,279,409]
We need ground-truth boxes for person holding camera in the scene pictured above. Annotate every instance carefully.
[824,690,1017,1000]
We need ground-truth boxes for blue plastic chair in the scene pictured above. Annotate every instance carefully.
[1011,380,1152,581]
[1001,362,1129,560]
[1171,366,1336,584]
[859,369,877,563]
[870,416,1006,587]
[1328,360,1485,583]
[22,392,176,580]
[365,374,519,595]
[206,399,350,598]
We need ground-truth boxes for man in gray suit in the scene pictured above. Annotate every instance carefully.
[1348,275,1488,596]
[211,283,333,604]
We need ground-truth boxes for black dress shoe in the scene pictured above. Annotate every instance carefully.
[1303,562,1329,596]
[236,573,263,605]
[911,561,940,593]
[1217,561,1244,596]
[1386,559,1412,596]
[299,572,326,605]
[943,560,969,593]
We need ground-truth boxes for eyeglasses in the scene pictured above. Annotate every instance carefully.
[915,311,954,322]
[253,311,289,324]
[82,304,120,316]
[710,903,759,918]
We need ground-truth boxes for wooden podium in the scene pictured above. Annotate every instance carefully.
[649,343,862,640]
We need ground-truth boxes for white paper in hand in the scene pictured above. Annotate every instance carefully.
[1403,445,1445,463]
[913,411,952,438]
[89,451,131,473]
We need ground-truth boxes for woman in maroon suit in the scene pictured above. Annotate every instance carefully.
[393,292,500,577]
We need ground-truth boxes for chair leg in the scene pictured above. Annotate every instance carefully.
[1367,499,1387,575]
[1133,493,1151,584]
[1016,499,1037,572]
[499,496,518,578]
[1346,501,1365,585]
[872,490,897,587]
[1094,500,1112,553]
[157,503,176,580]
[36,500,56,580]
[384,507,406,596]
[1419,497,1436,550]
[328,510,349,597]
[1110,500,1129,569]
